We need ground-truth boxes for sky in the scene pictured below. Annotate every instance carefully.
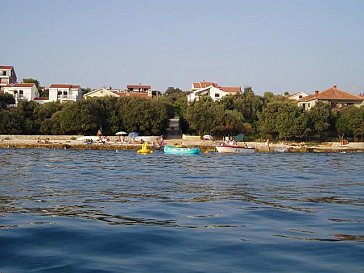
[2,0,364,94]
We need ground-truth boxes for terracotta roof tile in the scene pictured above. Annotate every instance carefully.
[220,86,241,93]
[299,94,317,102]
[300,85,363,102]
[4,83,35,88]
[0,66,14,70]
[50,84,80,89]
[127,84,151,89]
[193,81,220,89]
[50,84,72,88]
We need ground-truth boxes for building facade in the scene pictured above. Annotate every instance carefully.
[188,81,241,102]
[126,84,152,97]
[0,66,17,90]
[3,83,39,105]
[49,84,82,102]
[83,88,121,99]
[287,92,309,101]
[298,85,364,110]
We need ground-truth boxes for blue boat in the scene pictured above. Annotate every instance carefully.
[164,145,201,155]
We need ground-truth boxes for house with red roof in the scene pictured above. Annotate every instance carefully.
[0,66,17,90]
[188,81,241,102]
[126,84,153,97]
[49,84,82,102]
[83,85,154,100]
[298,85,364,110]
[3,83,39,105]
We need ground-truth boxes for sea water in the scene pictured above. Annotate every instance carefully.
[0,149,363,272]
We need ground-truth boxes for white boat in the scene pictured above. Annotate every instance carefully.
[216,144,255,154]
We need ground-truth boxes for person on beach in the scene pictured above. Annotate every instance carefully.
[157,135,164,148]
[97,129,102,141]
[226,137,236,145]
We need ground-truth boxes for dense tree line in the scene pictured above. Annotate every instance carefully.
[0,97,174,136]
[162,87,364,141]
[0,89,363,141]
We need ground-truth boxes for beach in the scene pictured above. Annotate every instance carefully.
[1,135,364,153]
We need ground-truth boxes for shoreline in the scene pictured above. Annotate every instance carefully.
[1,135,364,153]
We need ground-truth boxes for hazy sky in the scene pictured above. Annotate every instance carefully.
[2,0,364,94]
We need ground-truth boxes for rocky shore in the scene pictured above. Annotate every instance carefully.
[0,135,364,153]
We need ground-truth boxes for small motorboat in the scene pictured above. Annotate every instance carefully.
[164,145,201,155]
[216,144,255,154]
[137,143,153,154]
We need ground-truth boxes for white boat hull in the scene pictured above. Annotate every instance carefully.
[216,146,255,154]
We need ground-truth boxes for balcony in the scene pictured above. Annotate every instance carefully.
[58,94,77,101]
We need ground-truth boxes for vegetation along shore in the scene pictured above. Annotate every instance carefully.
[0,86,363,151]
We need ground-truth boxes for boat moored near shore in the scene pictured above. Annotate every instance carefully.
[164,145,201,155]
[216,144,255,154]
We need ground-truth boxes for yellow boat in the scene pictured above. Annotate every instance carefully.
[137,142,153,154]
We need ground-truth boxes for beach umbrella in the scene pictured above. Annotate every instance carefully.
[128,132,139,139]
[203,135,213,140]
[116,131,128,136]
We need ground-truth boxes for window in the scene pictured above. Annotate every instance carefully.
[215,93,220,98]
[58,91,62,95]
[19,90,23,95]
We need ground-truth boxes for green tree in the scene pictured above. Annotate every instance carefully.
[59,100,105,134]
[0,93,15,109]
[258,101,308,140]
[185,97,221,136]
[34,102,64,134]
[212,109,251,137]
[306,101,332,140]
[0,110,22,134]
[117,97,173,135]
[160,87,188,118]
[13,101,40,134]
[23,78,40,89]
[336,106,364,141]
[22,78,48,97]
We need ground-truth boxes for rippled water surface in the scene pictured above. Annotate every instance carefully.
[0,149,363,272]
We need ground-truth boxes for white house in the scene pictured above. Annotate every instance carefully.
[188,81,241,102]
[287,91,309,101]
[0,66,17,90]
[3,83,39,105]
[83,88,121,99]
[48,84,82,102]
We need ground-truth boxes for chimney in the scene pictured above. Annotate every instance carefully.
[315,90,319,96]
[333,84,337,88]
